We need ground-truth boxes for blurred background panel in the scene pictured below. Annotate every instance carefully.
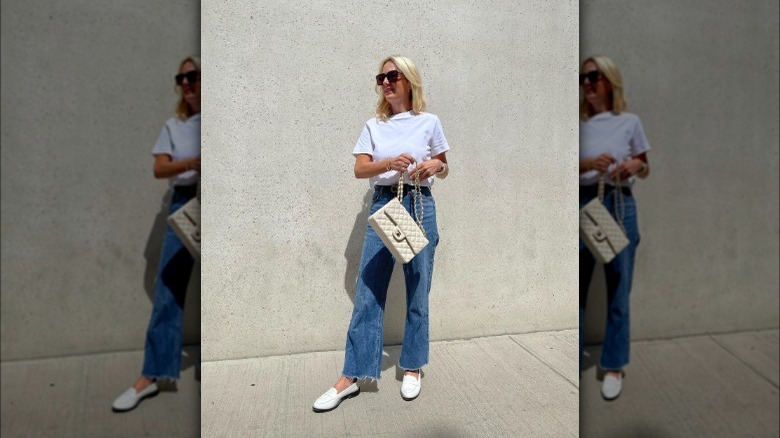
[580,1,779,437]
[1,0,200,361]
[581,0,779,344]
[1,1,201,436]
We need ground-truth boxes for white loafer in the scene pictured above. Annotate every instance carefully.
[400,372,421,401]
[312,382,359,412]
[112,383,159,412]
[601,372,622,401]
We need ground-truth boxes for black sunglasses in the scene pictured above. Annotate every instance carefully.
[375,70,402,85]
[579,71,602,86]
[175,71,200,86]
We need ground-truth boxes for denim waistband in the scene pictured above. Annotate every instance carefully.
[173,184,198,198]
[374,184,431,196]
[580,184,632,198]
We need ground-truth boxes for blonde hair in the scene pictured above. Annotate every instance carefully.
[375,55,427,121]
[579,55,627,121]
[175,55,201,120]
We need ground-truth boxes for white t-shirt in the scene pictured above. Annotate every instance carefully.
[580,112,650,187]
[353,111,450,188]
[151,114,201,187]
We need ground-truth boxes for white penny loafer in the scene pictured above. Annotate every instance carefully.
[601,372,622,401]
[112,383,159,412]
[312,382,359,412]
[400,372,421,401]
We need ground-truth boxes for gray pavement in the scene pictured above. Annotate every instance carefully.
[581,329,779,438]
[2,329,778,437]
[1,346,200,438]
[201,330,579,438]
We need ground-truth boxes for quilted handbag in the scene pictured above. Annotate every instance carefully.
[368,172,429,264]
[579,172,629,264]
[168,182,201,261]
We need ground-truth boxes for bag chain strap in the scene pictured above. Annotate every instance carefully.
[398,170,426,237]
[598,170,625,232]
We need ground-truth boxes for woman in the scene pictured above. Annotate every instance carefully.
[579,55,650,401]
[313,55,450,412]
[112,56,202,412]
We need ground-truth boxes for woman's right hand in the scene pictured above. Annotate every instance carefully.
[387,153,416,172]
[585,153,616,172]
[187,155,201,172]
[154,154,200,179]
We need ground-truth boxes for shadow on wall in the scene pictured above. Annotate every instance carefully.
[143,190,170,297]
[142,188,201,369]
[342,190,410,355]
[583,266,608,346]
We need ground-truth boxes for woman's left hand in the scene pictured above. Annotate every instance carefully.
[609,158,643,181]
[409,159,443,180]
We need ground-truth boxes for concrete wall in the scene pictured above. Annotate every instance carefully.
[582,0,780,343]
[202,0,580,360]
[1,0,201,360]
[4,0,773,364]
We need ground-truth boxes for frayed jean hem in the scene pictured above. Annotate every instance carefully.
[342,373,380,383]
[598,360,628,372]
[142,374,179,383]
[397,362,427,372]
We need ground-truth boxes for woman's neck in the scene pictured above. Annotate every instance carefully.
[589,100,609,115]
[390,99,412,115]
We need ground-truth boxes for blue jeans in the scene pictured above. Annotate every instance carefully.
[142,185,196,380]
[342,186,440,380]
[579,188,640,373]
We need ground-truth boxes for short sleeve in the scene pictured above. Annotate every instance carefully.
[151,123,173,156]
[630,117,651,156]
[430,116,450,156]
[352,123,373,156]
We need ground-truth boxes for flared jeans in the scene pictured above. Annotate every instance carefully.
[342,186,439,380]
[579,187,640,373]
[142,185,196,380]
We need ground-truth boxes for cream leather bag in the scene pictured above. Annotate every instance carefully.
[368,172,429,264]
[168,182,201,261]
[579,173,629,264]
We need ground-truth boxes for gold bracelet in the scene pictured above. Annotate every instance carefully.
[639,161,648,176]
[385,160,391,171]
